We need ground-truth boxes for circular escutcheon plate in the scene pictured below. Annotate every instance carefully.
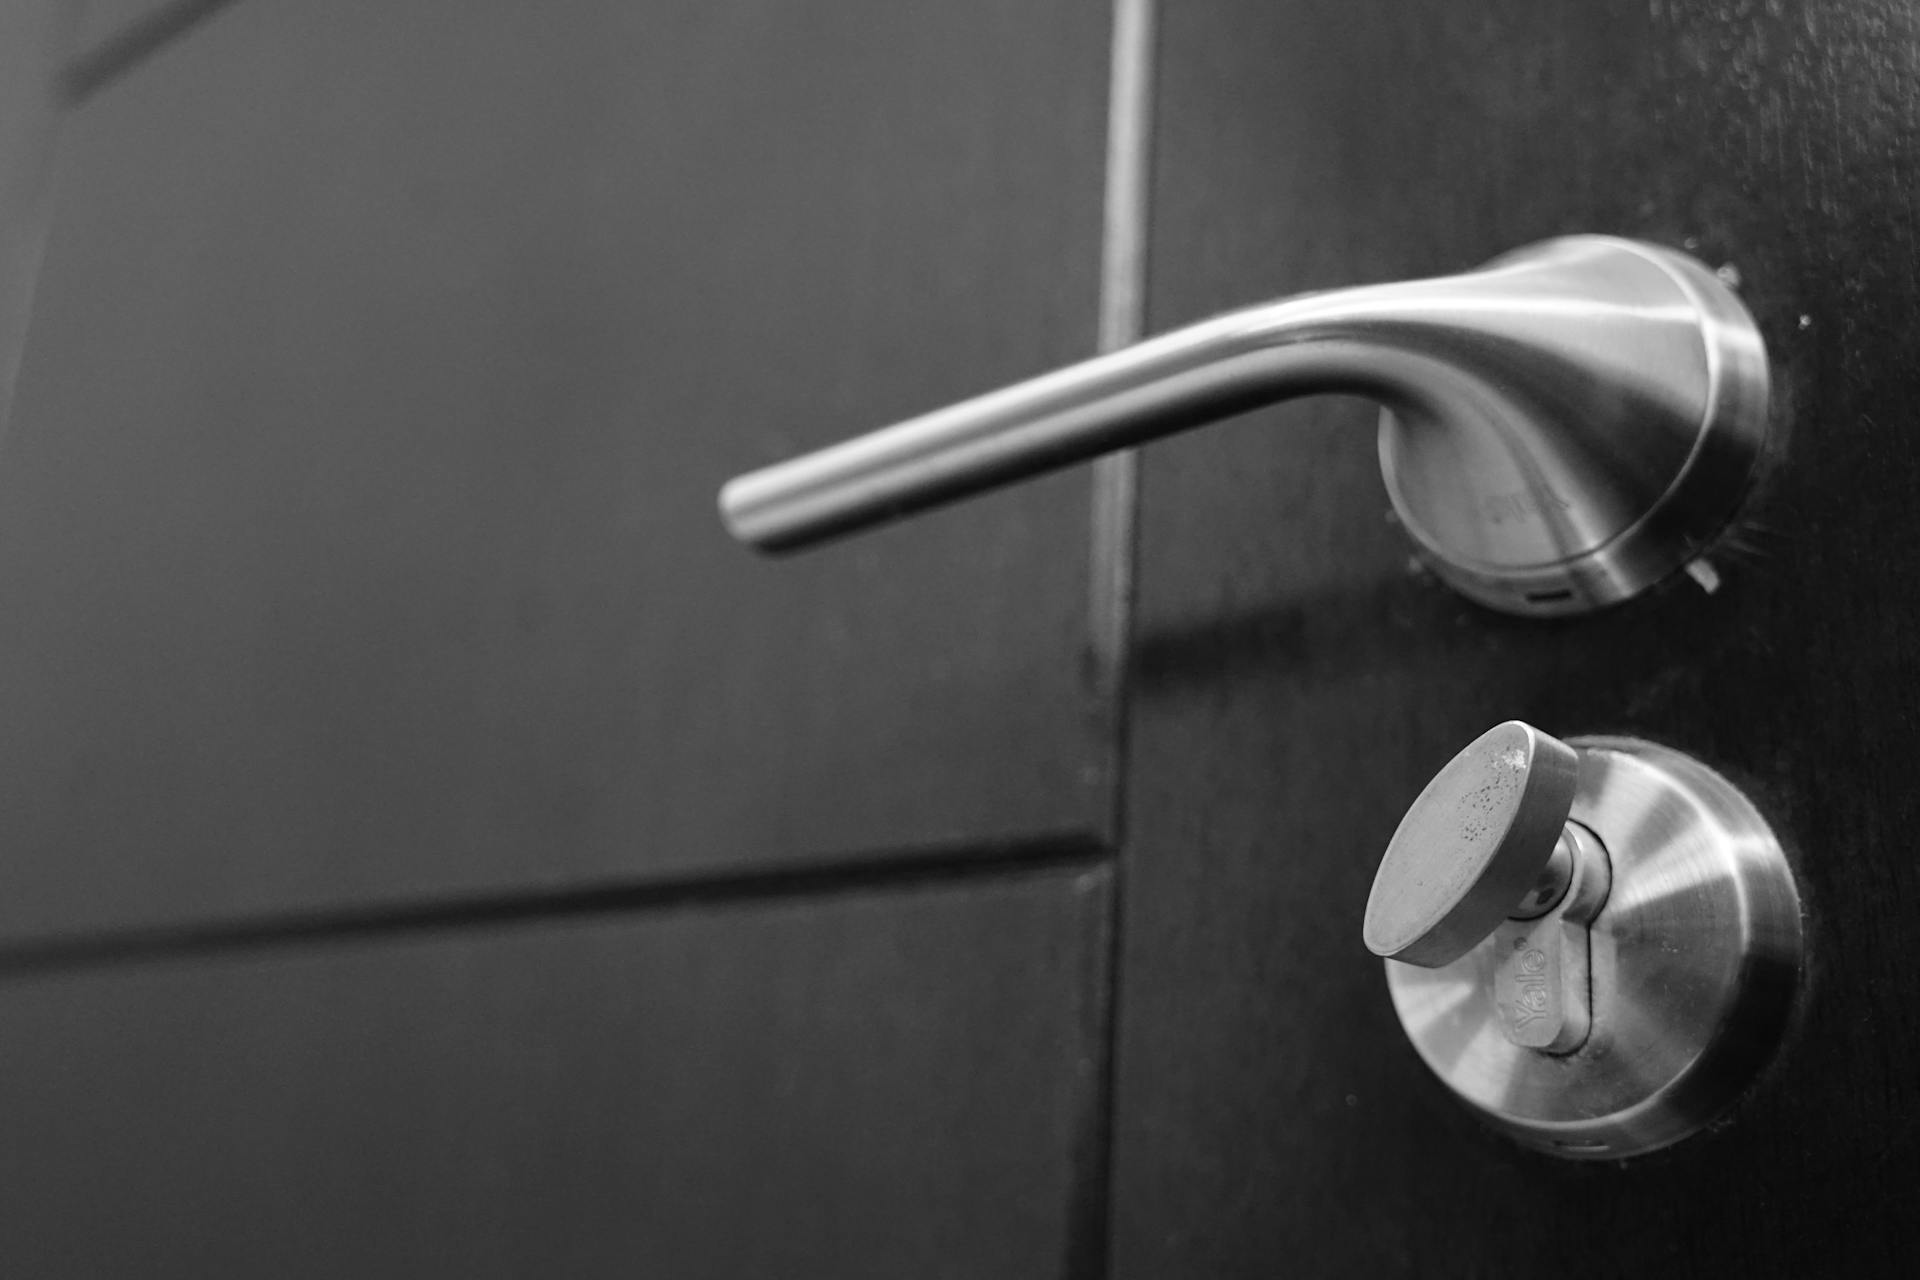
[1383,736,1803,1159]
[1378,237,1770,618]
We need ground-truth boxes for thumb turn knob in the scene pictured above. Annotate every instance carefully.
[1363,721,1579,968]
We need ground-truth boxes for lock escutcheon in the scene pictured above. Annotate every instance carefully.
[1363,723,1616,1056]
[1368,724,1803,1160]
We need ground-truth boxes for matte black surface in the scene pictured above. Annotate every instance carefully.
[0,0,1112,939]
[1112,0,1920,1274]
[0,865,1111,1278]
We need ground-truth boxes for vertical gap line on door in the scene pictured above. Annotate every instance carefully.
[1072,4,1155,1278]
[0,0,83,444]
[1087,0,1155,848]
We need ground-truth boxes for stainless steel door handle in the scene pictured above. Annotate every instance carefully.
[1369,722,1803,1158]
[718,235,1770,615]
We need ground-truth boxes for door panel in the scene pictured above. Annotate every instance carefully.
[1114,0,1917,1273]
[0,866,1110,1278]
[0,0,1113,940]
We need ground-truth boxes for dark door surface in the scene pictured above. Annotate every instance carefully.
[6,0,1919,1276]
[1111,0,1920,1275]
[0,1,1117,1275]
[3,0,1115,933]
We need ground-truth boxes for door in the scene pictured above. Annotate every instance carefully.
[3,0,1916,1277]
[1109,0,1920,1275]
[0,1,1117,1275]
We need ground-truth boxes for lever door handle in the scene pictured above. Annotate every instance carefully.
[718,236,1770,615]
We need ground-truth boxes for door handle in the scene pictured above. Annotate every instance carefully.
[718,236,1770,615]
[1367,721,1802,1158]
